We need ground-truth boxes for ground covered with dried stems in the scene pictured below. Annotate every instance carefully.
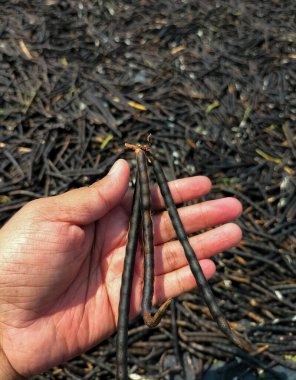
[0,0,296,379]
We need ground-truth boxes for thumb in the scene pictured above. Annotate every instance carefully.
[37,159,130,225]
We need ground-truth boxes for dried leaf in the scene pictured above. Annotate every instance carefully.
[0,195,11,203]
[18,147,32,153]
[127,101,147,111]
[256,149,282,164]
[171,45,186,54]
[19,40,33,59]
[100,134,113,150]
[205,100,219,113]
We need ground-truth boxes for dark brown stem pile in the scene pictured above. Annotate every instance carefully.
[116,142,252,380]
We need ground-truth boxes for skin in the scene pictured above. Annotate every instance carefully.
[0,159,243,379]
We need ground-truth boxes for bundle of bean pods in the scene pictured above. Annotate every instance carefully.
[116,141,252,380]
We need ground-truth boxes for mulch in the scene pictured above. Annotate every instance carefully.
[0,0,296,379]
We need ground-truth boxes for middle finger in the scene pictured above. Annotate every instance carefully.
[153,197,242,245]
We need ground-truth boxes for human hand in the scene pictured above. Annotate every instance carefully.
[0,159,242,378]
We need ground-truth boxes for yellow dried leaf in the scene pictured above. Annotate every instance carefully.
[0,195,11,203]
[256,345,269,354]
[19,40,33,59]
[0,142,6,148]
[171,45,186,54]
[234,255,247,266]
[18,147,32,153]
[52,368,63,375]
[61,57,68,67]
[127,101,147,111]
[190,91,206,99]
[229,321,240,328]
[288,54,296,59]
[284,166,295,175]
[85,361,93,372]
[155,18,168,25]
[228,84,235,94]
[247,311,265,324]
[100,134,113,150]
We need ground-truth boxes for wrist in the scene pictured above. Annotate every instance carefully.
[0,350,26,380]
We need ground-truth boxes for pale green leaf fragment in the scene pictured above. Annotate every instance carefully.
[284,354,296,362]
[256,149,282,165]
[61,57,68,67]
[242,105,251,122]
[100,134,113,150]
[205,100,220,113]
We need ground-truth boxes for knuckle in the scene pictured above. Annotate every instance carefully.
[166,241,180,270]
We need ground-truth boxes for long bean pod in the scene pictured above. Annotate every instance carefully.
[136,148,171,328]
[116,175,141,380]
[148,152,252,351]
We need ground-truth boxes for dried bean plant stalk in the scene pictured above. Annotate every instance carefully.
[147,151,252,352]
[116,175,141,380]
[136,148,171,328]
[117,141,251,380]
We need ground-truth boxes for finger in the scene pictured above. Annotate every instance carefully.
[154,223,242,275]
[122,176,212,212]
[153,197,242,245]
[153,259,216,305]
[112,222,241,276]
[32,159,130,224]
[150,175,212,210]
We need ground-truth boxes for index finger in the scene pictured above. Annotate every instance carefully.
[122,176,212,212]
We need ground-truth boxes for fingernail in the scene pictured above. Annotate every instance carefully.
[108,160,121,176]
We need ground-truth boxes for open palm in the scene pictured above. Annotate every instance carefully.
[0,159,242,378]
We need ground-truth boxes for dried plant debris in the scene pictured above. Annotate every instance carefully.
[0,0,295,378]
